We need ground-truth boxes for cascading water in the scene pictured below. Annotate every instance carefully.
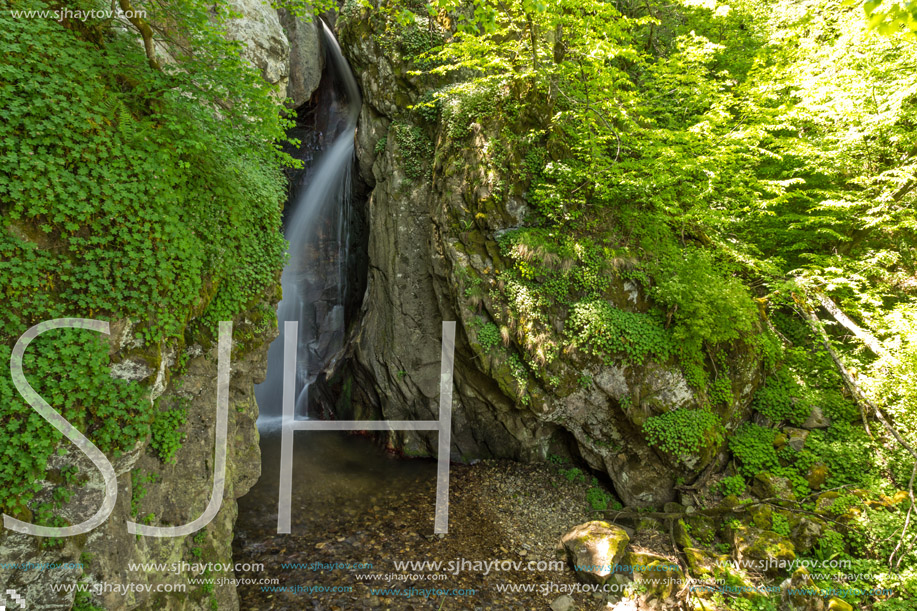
[255,21,361,433]
[233,23,437,585]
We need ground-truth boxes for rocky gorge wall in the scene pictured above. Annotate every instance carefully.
[0,314,275,611]
[330,3,766,509]
[0,2,325,609]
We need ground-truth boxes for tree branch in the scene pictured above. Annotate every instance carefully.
[814,292,889,359]
[799,296,917,569]
[119,0,162,71]
[799,300,874,438]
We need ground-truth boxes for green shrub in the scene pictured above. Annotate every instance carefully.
[752,372,810,425]
[771,512,790,536]
[150,399,189,464]
[644,408,724,459]
[716,475,747,497]
[476,322,502,353]
[650,250,757,352]
[813,529,845,561]
[130,470,159,518]
[567,300,674,366]
[729,423,780,478]
[562,467,585,482]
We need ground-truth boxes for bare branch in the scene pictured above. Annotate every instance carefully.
[815,292,890,359]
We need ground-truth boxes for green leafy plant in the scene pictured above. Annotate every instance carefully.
[729,423,780,479]
[392,122,433,180]
[751,372,810,425]
[649,250,757,354]
[150,398,189,464]
[0,0,291,515]
[130,470,159,518]
[566,300,674,366]
[586,486,611,511]
[771,512,790,537]
[644,408,724,460]
[716,475,747,498]
[562,467,585,483]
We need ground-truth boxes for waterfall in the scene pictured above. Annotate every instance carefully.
[256,21,361,433]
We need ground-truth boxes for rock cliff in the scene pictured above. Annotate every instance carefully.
[0,313,275,610]
[333,4,765,508]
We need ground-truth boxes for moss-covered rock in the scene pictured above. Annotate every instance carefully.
[806,463,829,489]
[557,521,630,586]
[788,515,827,554]
[780,567,826,611]
[626,550,684,601]
[751,472,797,501]
[729,523,796,577]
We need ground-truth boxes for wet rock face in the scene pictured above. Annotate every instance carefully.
[334,6,764,507]
[0,315,275,611]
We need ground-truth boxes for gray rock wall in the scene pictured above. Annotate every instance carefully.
[224,0,324,106]
[334,5,764,507]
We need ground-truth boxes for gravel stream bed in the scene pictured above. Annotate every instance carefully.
[234,445,624,611]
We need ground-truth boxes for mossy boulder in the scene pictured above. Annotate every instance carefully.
[788,515,827,553]
[784,427,809,451]
[626,550,684,601]
[683,547,731,579]
[749,503,774,530]
[780,567,827,611]
[816,491,840,512]
[729,524,796,577]
[557,521,630,585]
[674,519,694,549]
[806,463,829,489]
[751,472,796,501]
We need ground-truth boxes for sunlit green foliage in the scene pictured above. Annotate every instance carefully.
[644,407,724,460]
[400,0,917,600]
[0,0,294,515]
